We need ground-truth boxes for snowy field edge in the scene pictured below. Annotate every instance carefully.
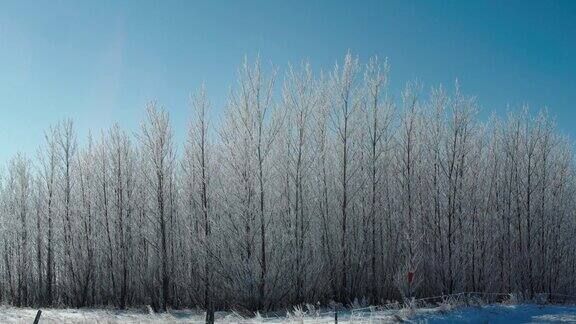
[2,303,576,323]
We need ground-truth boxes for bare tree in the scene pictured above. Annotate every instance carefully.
[185,84,215,323]
[38,126,58,305]
[330,52,360,302]
[139,104,175,311]
[362,56,393,301]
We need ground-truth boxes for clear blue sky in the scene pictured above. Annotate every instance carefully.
[1,0,575,163]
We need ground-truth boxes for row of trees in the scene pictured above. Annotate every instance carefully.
[1,54,575,313]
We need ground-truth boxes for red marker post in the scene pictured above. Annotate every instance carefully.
[407,271,414,300]
[407,271,414,285]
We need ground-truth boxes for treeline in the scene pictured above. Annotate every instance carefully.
[1,54,575,313]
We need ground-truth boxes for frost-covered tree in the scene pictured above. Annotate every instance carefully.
[138,104,176,311]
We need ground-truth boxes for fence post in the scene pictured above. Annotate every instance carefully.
[334,310,338,324]
[33,309,42,324]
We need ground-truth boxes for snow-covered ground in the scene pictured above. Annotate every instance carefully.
[1,304,576,323]
[410,304,576,323]
[0,307,204,324]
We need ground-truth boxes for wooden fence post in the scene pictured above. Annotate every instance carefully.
[33,309,42,324]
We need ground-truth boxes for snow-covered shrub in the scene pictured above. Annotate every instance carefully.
[305,303,320,317]
[535,293,549,305]
[252,311,263,323]
[222,311,246,323]
[328,300,344,311]
[383,300,401,310]
[438,298,456,314]
[399,297,418,318]
[349,297,369,309]
[467,295,486,307]
[438,294,469,313]
[287,305,306,322]
[503,293,522,305]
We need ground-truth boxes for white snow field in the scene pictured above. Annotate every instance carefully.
[0,307,203,324]
[1,304,576,323]
[409,304,576,323]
